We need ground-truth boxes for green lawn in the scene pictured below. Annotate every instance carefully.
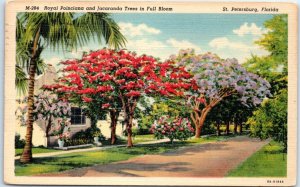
[15,135,227,176]
[133,134,156,143]
[226,140,287,177]
[15,147,60,156]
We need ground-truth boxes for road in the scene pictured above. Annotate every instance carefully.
[40,136,269,177]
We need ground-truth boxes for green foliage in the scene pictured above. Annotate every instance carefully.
[138,98,191,134]
[248,89,287,151]
[244,15,288,153]
[256,15,287,64]
[227,141,287,177]
[15,65,28,96]
[244,55,287,95]
[206,95,254,134]
[244,15,288,96]
[15,134,26,149]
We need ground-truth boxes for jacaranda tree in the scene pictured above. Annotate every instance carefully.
[45,49,193,147]
[16,92,71,146]
[171,49,272,137]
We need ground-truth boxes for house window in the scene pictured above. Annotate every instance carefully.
[70,107,86,125]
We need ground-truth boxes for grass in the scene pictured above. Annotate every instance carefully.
[15,147,60,156]
[15,135,229,176]
[133,134,156,144]
[226,140,287,177]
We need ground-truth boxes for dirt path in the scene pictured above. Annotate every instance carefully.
[40,136,269,177]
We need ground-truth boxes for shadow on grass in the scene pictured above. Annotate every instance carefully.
[101,138,127,146]
[68,161,191,177]
[15,155,91,167]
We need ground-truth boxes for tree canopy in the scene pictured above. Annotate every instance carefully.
[171,49,271,137]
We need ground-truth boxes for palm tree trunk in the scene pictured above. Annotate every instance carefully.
[20,59,37,163]
[20,28,40,163]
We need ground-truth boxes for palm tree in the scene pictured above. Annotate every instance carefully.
[17,12,126,163]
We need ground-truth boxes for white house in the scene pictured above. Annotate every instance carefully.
[16,64,125,147]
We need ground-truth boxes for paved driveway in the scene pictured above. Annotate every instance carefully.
[40,136,269,177]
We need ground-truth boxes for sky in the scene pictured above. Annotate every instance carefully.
[41,13,275,68]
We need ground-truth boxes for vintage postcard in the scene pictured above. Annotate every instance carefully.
[4,1,298,186]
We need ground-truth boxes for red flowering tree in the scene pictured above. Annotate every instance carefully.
[43,57,122,144]
[45,49,193,147]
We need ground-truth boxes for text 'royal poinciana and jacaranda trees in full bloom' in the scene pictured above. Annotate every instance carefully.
[44,48,193,147]
[170,49,272,138]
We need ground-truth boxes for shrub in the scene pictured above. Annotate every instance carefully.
[72,127,106,142]
[98,133,106,141]
[65,138,91,146]
[248,89,287,152]
[73,130,86,139]
[92,130,102,137]
[137,128,151,135]
[15,134,25,148]
[150,116,194,143]
[85,127,101,140]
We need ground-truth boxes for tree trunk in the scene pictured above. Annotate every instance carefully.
[194,106,212,138]
[170,138,174,144]
[90,115,98,129]
[20,27,41,163]
[239,123,243,134]
[45,116,52,147]
[234,123,238,134]
[126,115,133,147]
[217,123,221,136]
[110,110,119,145]
[226,122,230,135]
[120,95,137,148]
[110,122,117,145]
[195,125,202,138]
[20,59,37,163]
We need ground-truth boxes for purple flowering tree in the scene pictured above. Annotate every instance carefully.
[171,49,272,137]
[16,92,71,146]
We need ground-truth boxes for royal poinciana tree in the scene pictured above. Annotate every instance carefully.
[43,57,122,144]
[171,49,272,138]
[45,48,192,147]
